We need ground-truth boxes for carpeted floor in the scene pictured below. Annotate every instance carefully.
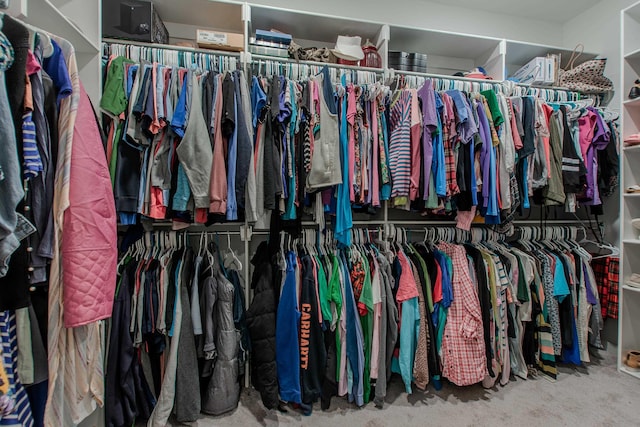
[177,348,637,427]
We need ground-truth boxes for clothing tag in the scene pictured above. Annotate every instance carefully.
[14,213,36,242]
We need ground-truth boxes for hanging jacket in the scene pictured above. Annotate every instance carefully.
[299,254,326,404]
[175,249,201,422]
[245,241,279,409]
[560,105,587,194]
[105,261,155,427]
[201,265,240,415]
[276,251,302,404]
[62,83,117,327]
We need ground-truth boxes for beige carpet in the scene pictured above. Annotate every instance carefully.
[178,349,637,427]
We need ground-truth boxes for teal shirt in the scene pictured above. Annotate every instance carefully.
[391,296,420,394]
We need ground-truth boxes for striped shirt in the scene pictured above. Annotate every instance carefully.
[0,311,34,427]
[22,111,43,179]
[388,91,412,198]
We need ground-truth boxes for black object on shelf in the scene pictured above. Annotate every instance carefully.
[389,51,427,73]
[103,0,168,44]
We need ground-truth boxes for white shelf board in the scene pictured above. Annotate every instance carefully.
[623,144,640,151]
[623,285,640,293]
[152,0,244,32]
[625,47,640,61]
[17,0,99,53]
[389,25,501,60]
[624,97,640,107]
[249,5,385,46]
[506,40,597,68]
[623,239,640,245]
[624,192,640,197]
[620,365,640,379]
[624,2,640,23]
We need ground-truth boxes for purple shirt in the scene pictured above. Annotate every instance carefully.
[583,263,598,306]
[584,107,611,206]
[418,80,437,199]
[476,101,492,209]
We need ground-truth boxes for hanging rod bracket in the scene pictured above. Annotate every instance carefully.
[240,224,253,242]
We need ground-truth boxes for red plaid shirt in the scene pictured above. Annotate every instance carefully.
[438,243,487,386]
[591,257,619,320]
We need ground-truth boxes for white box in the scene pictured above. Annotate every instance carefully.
[510,57,546,85]
[542,57,556,86]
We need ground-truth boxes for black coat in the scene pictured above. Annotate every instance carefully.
[105,261,155,427]
[245,241,279,409]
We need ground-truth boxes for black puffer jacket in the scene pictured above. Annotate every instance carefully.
[245,241,279,409]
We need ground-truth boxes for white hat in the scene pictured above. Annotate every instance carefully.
[331,35,364,61]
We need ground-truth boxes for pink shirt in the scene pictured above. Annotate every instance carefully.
[371,96,381,207]
[508,100,523,151]
[409,89,422,201]
[578,110,598,161]
[396,250,419,303]
[347,85,357,202]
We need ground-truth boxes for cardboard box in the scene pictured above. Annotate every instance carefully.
[197,29,244,52]
[103,0,169,44]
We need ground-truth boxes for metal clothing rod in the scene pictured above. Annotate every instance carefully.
[102,38,242,58]
[390,68,582,100]
[287,219,588,228]
[391,68,502,85]
[102,40,242,71]
[250,54,384,73]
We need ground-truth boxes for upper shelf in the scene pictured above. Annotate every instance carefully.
[505,40,598,69]
[152,0,244,33]
[388,25,502,77]
[624,1,640,23]
[248,4,386,49]
[389,26,501,60]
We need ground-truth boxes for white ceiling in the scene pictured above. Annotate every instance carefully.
[425,0,601,22]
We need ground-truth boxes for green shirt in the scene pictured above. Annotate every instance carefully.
[314,254,332,324]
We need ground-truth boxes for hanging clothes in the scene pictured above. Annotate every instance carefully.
[246,225,602,411]
[104,230,247,425]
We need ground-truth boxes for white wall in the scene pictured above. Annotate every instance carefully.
[248,0,564,46]
[562,0,632,347]
[563,0,633,248]
[563,0,637,110]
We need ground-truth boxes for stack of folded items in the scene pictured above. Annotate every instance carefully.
[626,273,640,288]
[624,134,640,147]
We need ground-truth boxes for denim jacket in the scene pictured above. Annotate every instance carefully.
[0,31,24,277]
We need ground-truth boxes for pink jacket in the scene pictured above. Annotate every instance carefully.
[62,83,117,327]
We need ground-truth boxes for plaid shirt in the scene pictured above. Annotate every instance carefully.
[591,257,619,320]
[438,243,487,386]
[444,135,459,197]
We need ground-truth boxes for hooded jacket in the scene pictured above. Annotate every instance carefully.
[245,241,279,409]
